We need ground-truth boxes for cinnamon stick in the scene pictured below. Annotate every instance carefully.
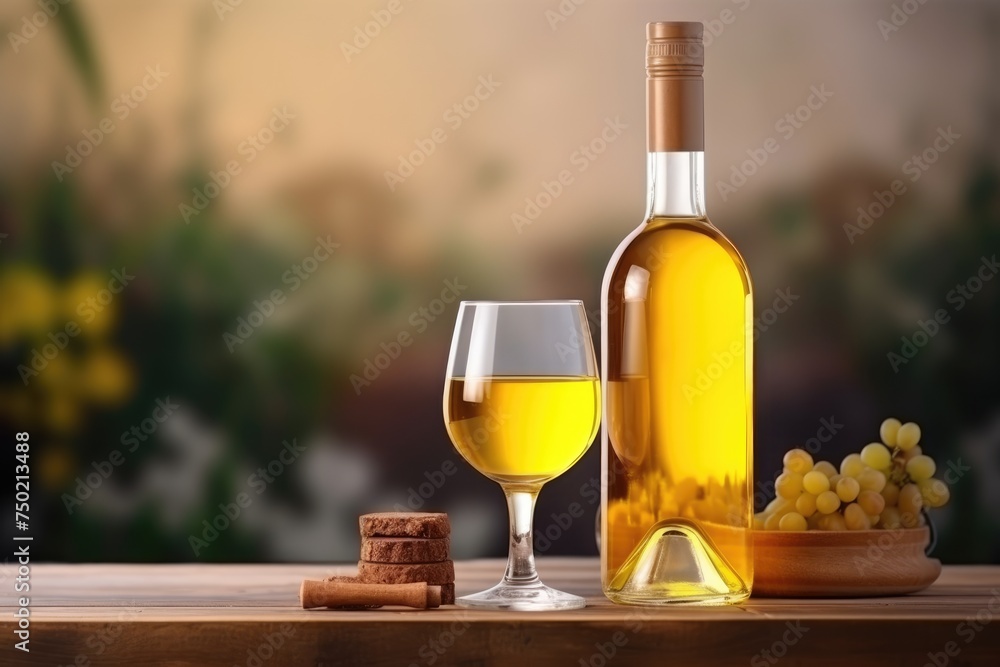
[300,579,441,609]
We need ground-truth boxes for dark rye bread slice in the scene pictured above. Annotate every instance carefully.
[357,560,455,586]
[360,512,450,539]
[361,537,450,563]
[440,583,455,605]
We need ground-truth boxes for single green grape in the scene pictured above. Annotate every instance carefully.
[816,490,841,514]
[857,489,886,516]
[857,468,887,493]
[802,470,830,495]
[880,418,902,447]
[840,453,865,478]
[783,448,814,475]
[764,497,793,515]
[775,472,804,500]
[795,492,818,518]
[918,478,950,508]
[896,422,921,451]
[906,455,936,482]
[861,442,892,470]
[835,476,860,502]
[778,512,808,531]
[812,461,837,478]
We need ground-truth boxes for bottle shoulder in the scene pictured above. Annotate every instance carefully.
[603,217,753,296]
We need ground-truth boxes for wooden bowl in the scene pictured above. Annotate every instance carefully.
[752,526,941,597]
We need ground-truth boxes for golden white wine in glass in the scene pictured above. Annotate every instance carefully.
[443,301,600,610]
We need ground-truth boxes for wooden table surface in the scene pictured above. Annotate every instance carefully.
[2,560,998,666]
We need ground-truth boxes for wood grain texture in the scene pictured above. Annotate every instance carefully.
[1,560,998,666]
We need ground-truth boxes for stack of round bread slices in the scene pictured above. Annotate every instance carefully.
[335,512,454,604]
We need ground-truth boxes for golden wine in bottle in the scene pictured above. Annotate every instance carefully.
[445,376,600,485]
[600,22,753,604]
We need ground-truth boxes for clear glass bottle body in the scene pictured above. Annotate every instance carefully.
[600,152,753,605]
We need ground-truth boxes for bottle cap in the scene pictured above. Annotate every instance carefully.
[645,22,704,151]
[646,22,704,78]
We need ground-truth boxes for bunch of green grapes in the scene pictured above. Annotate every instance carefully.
[755,418,951,531]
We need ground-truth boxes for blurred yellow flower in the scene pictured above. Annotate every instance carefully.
[38,445,76,491]
[79,348,134,405]
[0,387,33,422]
[0,266,58,346]
[36,352,76,391]
[63,271,117,338]
[47,394,81,433]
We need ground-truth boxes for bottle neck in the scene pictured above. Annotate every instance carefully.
[646,151,705,219]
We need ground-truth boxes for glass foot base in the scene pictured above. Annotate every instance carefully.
[456,580,586,611]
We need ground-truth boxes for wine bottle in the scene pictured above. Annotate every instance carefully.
[600,21,753,605]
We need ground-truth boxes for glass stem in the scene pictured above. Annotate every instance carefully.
[502,486,540,585]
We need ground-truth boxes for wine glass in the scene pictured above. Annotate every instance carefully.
[443,300,600,610]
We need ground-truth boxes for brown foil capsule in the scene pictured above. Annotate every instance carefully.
[646,21,704,152]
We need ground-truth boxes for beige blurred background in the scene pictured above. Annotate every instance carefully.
[0,0,997,563]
